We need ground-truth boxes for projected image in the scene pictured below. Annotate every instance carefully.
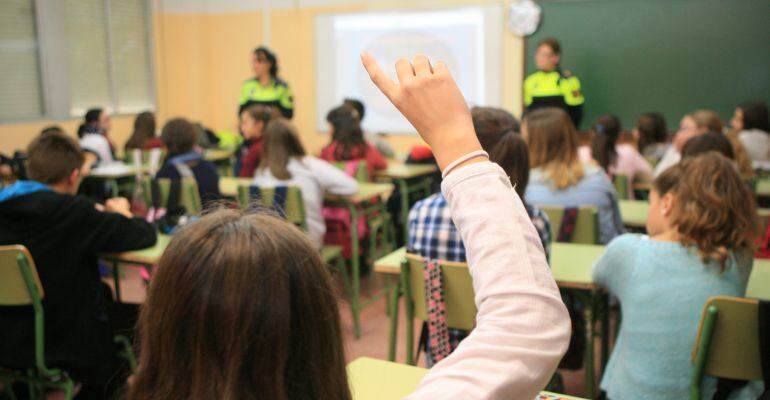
[316,7,502,134]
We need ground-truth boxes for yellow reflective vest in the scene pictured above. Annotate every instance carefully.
[524,70,585,127]
[239,77,294,118]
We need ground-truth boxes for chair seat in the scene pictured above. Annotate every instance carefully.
[321,245,343,264]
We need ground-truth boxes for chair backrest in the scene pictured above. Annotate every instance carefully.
[0,245,44,306]
[404,253,476,331]
[613,175,630,200]
[126,148,164,169]
[334,160,369,182]
[142,177,202,215]
[691,296,762,396]
[237,184,308,230]
[538,205,599,244]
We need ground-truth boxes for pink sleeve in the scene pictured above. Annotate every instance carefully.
[405,162,571,400]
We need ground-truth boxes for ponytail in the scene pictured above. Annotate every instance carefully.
[591,114,621,172]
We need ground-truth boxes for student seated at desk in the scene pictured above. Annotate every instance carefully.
[156,118,221,204]
[593,152,762,399]
[589,114,652,188]
[254,119,358,247]
[634,112,669,163]
[320,104,388,180]
[523,107,625,244]
[125,111,163,153]
[126,54,569,400]
[78,107,115,166]
[409,107,551,365]
[409,106,550,262]
[0,131,156,399]
[236,104,278,178]
[732,100,770,164]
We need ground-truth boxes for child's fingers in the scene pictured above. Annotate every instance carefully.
[412,54,432,77]
[361,52,397,99]
[395,58,415,84]
[432,60,449,77]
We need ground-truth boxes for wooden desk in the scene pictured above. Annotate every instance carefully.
[204,149,234,162]
[619,199,770,230]
[374,243,609,397]
[374,164,437,180]
[219,177,394,203]
[757,179,770,197]
[374,163,437,242]
[347,357,587,400]
[100,234,172,301]
[88,163,148,179]
[618,199,648,229]
[747,259,770,301]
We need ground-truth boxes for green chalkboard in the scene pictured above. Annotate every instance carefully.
[525,0,770,130]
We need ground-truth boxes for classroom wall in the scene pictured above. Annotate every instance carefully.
[0,0,524,157]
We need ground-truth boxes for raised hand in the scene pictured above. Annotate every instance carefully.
[361,53,484,172]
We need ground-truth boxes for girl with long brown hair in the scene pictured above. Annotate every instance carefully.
[593,152,761,399]
[126,54,570,400]
[523,107,624,244]
[320,104,387,180]
[253,118,358,247]
[124,111,162,152]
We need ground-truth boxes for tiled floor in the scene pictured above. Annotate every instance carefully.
[111,265,597,398]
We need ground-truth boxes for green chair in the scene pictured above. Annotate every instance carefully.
[538,205,600,244]
[0,245,75,400]
[235,184,358,336]
[401,253,476,365]
[141,177,203,215]
[613,175,630,200]
[690,296,762,400]
[333,160,369,183]
[124,148,165,166]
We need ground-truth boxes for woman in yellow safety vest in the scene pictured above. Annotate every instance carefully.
[239,46,294,119]
[524,37,585,128]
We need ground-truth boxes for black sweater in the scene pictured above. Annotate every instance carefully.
[0,191,156,372]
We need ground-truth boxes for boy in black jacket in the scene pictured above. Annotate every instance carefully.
[0,129,157,399]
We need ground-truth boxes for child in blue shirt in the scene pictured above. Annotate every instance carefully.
[593,152,762,399]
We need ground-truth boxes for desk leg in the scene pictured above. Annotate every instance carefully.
[584,292,596,399]
[403,260,415,365]
[387,278,401,362]
[347,201,362,339]
[112,261,121,302]
[600,293,610,375]
[395,178,410,245]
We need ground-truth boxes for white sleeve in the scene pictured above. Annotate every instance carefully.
[306,157,359,196]
[405,161,571,400]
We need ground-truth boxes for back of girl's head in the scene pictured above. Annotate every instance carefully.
[681,131,734,160]
[254,46,278,77]
[343,98,365,120]
[590,114,621,171]
[242,104,278,125]
[127,209,350,400]
[490,132,530,198]
[470,106,519,152]
[161,118,197,156]
[326,105,365,160]
[739,100,769,132]
[126,111,156,149]
[689,109,723,133]
[653,152,757,271]
[636,112,668,151]
[78,107,103,138]
[525,107,583,189]
[259,119,306,180]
